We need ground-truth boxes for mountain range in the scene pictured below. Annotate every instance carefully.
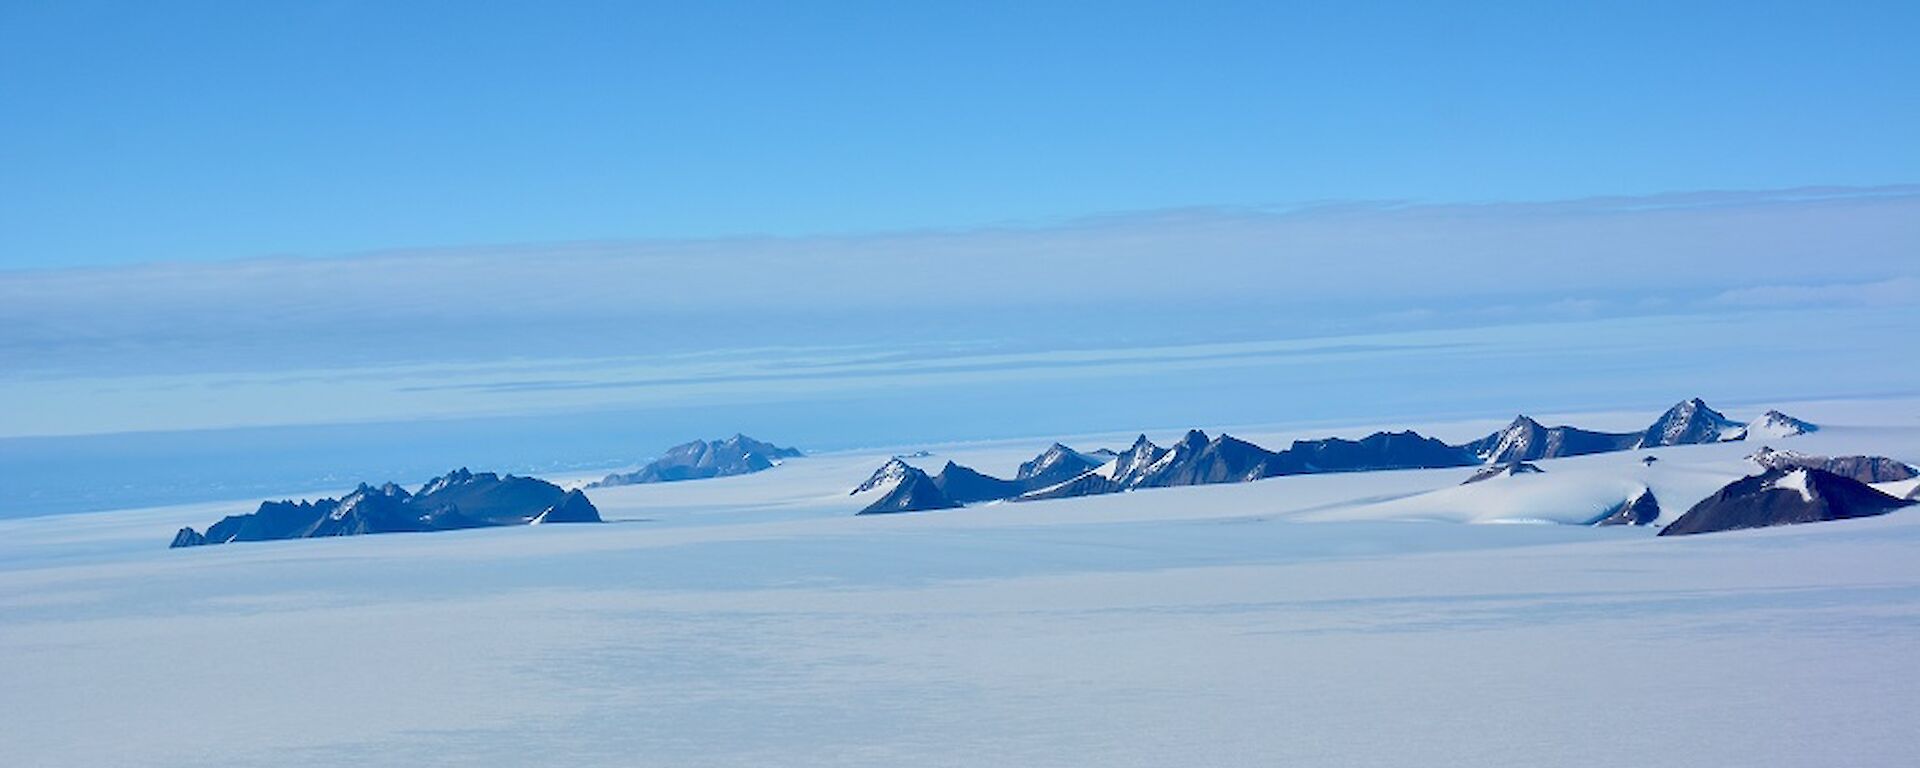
[850,398,1818,515]
[591,434,800,487]
[170,468,600,548]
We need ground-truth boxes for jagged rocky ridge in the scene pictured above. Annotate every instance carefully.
[857,428,1479,513]
[1747,446,1917,484]
[1660,468,1914,536]
[170,468,600,548]
[592,434,800,487]
[849,397,1821,515]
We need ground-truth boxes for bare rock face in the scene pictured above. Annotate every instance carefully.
[1659,468,1913,536]
[1592,488,1660,526]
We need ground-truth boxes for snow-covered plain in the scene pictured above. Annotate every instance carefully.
[3,397,1919,767]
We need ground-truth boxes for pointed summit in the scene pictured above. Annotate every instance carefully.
[852,458,916,495]
[1460,415,1636,464]
[1747,410,1817,439]
[1636,398,1746,448]
[856,466,960,515]
[1015,443,1101,489]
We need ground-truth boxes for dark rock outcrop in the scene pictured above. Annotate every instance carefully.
[170,469,599,548]
[1659,467,1913,536]
[1747,446,1918,484]
[1592,487,1661,526]
[1460,416,1637,464]
[534,489,603,524]
[593,434,801,487]
[1462,462,1544,484]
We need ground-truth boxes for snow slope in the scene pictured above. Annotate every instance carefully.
[2,397,1918,767]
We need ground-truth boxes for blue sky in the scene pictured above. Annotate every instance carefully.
[2,2,1918,515]
[3,1,1918,267]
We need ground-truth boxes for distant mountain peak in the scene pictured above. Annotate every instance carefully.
[593,434,801,487]
[856,466,959,515]
[1747,410,1817,439]
[852,458,915,495]
[1636,398,1746,448]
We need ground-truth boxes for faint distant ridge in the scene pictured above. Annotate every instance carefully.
[591,434,801,487]
[169,468,600,548]
[849,397,1818,515]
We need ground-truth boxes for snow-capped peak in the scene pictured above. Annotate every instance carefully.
[1747,410,1817,439]
[1637,398,1746,448]
[852,458,914,495]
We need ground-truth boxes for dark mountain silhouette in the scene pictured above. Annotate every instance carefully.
[856,466,960,515]
[593,434,800,487]
[932,461,1022,504]
[171,469,599,548]
[1659,467,1913,536]
[1264,431,1477,475]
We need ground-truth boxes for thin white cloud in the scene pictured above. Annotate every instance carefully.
[1711,276,1920,308]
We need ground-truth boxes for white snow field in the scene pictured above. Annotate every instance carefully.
[3,398,1919,767]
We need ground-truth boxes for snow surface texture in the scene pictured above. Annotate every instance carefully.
[2,398,1919,767]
